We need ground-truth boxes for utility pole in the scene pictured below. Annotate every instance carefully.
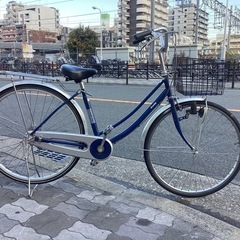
[149,0,155,64]
[227,5,232,51]
[195,0,200,44]
[21,14,26,44]
[220,0,229,60]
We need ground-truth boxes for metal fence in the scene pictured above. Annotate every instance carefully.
[0,59,240,88]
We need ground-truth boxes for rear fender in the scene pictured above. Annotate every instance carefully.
[0,80,88,134]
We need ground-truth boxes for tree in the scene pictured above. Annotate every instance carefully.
[66,25,99,62]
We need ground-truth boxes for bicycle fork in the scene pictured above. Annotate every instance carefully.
[170,98,208,152]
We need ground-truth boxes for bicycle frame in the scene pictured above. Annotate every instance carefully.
[27,72,194,161]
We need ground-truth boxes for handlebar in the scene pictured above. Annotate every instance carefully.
[133,26,168,52]
[133,29,152,44]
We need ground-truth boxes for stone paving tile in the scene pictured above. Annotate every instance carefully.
[82,205,132,232]
[4,225,50,240]
[0,235,15,240]
[77,189,102,201]
[0,214,18,234]
[30,185,75,208]
[0,188,11,198]
[113,195,145,210]
[154,212,176,227]
[51,178,87,195]
[107,200,142,215]
[116,224,159,240]
[66,195,99,212]
[91,194,116,205]
[136,206,162,221]
[53,202,89,220]
[0,174,14,186]
[23,209,78,238]
[3,182,30,196]
[0,204,35,223]
[125,216,166,236]
[12,198,48,215]
[0,189,21,208]
[53,229,88,240]
[106,234,131,240]
[68,221,112,239]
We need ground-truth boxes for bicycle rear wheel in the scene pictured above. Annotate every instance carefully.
[144,100,240,197]
[0,83,85,184]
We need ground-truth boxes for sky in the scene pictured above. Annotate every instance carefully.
[0,0,240,32]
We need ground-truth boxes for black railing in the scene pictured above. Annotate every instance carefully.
[0,59,240,87]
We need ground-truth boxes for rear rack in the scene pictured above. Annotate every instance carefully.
[0,70,61,82]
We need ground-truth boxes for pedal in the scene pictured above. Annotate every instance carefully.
[89,159,99,166]
[34,149,71,162]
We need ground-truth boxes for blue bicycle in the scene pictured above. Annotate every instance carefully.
[0,27,239,197]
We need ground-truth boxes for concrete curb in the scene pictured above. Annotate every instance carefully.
[68,163,240,240]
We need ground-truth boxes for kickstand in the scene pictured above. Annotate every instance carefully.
[25,153,38,198]
[27,177,38,198]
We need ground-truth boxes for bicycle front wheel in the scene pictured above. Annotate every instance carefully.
[0,83,85,184]
[144,100,240,197]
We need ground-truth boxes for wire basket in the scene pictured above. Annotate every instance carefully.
[175,59,229,96]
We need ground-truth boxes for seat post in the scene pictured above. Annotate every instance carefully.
[79,81,85,91]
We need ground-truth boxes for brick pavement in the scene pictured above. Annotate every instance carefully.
[1,172,239,240]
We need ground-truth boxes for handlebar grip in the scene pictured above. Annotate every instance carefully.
[133,29,152,44]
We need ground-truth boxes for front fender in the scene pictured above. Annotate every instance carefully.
[141,97,205,148]
[0,80,88,134]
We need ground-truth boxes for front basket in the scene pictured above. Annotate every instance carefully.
[175,59,229,96]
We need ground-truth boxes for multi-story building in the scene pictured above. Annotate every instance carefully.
[117,0,168,47]
[5,2,60,32]
[168,3,208,44]
[1,1,60,43]
[5,1,25,24]
[19,5,60,32]
[1,25,17,42]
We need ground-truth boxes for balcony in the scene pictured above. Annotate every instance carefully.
[137,7,149,13]
[137,0,149,5]
[136,15,149,21]
[136,22,147,29]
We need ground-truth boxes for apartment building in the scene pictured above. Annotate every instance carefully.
[117,0,168,47]
[5,1,60,32]
[1,1,60,43]
[4,1,25,24]
[168,3,208,44]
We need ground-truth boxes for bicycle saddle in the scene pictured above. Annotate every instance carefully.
[61,64,97,83]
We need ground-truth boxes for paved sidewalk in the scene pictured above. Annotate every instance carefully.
[0,168,240,240]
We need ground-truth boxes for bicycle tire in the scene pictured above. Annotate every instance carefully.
[0,83,85,184]
[144,100,240,197]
